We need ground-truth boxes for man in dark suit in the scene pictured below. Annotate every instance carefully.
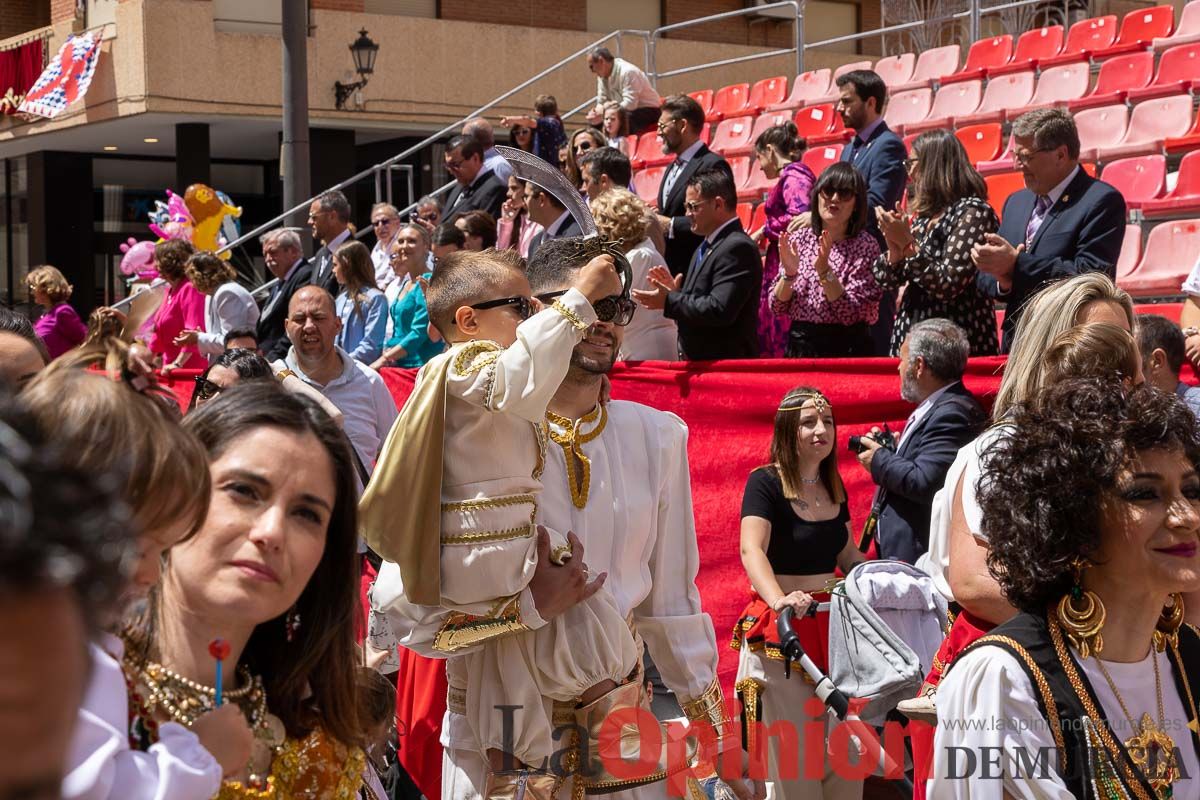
[836,69,907,354]
[972,107,1127,353]
[858,319,985,563]
[307,189,353,296]
[635,168,761,360]
[440,135,507,224]
[653,94,734,277]
[524,181,582,257]
[257,228,313,361]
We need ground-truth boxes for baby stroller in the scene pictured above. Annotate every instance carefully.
[776,560,949,795]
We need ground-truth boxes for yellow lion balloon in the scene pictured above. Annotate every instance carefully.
[184,183,242,259]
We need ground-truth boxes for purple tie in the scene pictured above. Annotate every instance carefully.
[1025,195,1052,247]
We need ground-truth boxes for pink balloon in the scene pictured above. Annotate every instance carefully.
[119,239,157,277]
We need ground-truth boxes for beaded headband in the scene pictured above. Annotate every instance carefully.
[777,391,831,414]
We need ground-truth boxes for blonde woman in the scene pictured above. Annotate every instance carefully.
[591,188,678,360]
[27,265,86,358]
[174,252,259,362]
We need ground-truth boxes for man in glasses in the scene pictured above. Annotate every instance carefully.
[307,189,354,296]
[636,168,761,360]
[429,237,761,800]
[971,107,1126,352]
[584,47,661,134]
[653,94,735,277]
[368,203,403,291]
[441,135,507,225]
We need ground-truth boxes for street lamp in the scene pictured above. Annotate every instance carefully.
[334,29,380,111]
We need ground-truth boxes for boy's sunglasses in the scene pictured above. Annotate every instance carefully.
[469,295,534,320]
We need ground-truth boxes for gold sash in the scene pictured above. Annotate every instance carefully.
[358,354,450,606]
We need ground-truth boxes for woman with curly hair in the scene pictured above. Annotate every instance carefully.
[931,377,1200,799]
[590,188,677,360]
[26,265,86,358]
[173,251,260,363]
[149,239,207,374]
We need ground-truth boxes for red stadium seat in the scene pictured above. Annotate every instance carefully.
[727,112,794,157]
[689,90,714,118]
[1143,150,1200,216]
[891,45,962,92]
[978,134,1016,174]
[708,83,751,122]
[1165,110,1200,154]
[739,160,778,202]
[955,71,1036,127]
[750,202,768,233]
[746,76,790,115]
[875,53,916,88]
[793,104,849,145]
[709,116,756,156]
[956,123,1003,164]
[1121,218,1200,296]
[632,167,665,207]
[1126,43,1200,102]
[1099,154,1166,210]
[882,88,933,135]
[631,131,669,169]
[905,80,982,134]
[1067,52,1155,111]
[1154,1,1200,50]
[814,61,873,103]
[990,26,1066,76]
[986,172,1026,221]
[942,36,1014,84]
[726,156,753,194]
[1096,95,1193,161]
[1041,15,1120,67]
[1076,104,1131,162]
[736,202,754,230]
[1021,62,1090,114]
[902,131,919,151]
[1116,224,1144,283]
[767,69,832,112]
[1091,5,1175,61]
[802,144,844,176]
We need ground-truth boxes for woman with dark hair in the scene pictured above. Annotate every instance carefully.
[735,386,866,799]
[496,176,543,258]
[772,162,882,358]
[123,381,380,798]
[932,378,1200,799]
[189,348,273,410]
[509,122,535,153]
[150,239,207,374]
[454,209,497,251]
[431,223,466,265]
[565,128,606,189]
[332,240,387,364]
[873,129,999,356]
[753,122,815,357]
[174,251,260,363]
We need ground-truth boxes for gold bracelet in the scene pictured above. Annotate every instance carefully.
[681,679,732,739]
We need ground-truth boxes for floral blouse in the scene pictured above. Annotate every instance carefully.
[770,228,883,326]
[871,195,999,356]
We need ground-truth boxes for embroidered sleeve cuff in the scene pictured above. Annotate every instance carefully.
[681,679,734,739]
[552,287,599,331]
[431,594,534,653]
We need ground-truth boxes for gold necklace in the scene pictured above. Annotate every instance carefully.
[546,404,608,509]
[1094,650,1179,798]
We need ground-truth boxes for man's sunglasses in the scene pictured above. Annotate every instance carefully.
[536,290,636,327]
[193,375,222,403]
[469,295,535,320]
[819,187,856,201]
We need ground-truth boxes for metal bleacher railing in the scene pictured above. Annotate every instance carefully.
[113,0,1082,309]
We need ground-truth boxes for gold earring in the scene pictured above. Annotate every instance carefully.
[1154,592,1185,653]
[1056,559,1106,658]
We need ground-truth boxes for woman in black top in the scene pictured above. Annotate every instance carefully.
[873,128,999,357]
[733,386,865,800]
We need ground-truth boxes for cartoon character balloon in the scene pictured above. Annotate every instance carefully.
[148,190,194,243]
[184,183,242,258]
[119,238,158,280]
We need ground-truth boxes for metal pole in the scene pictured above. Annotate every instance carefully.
[969,0,981,47]
[794,1,804,76]
[281,0,311,232]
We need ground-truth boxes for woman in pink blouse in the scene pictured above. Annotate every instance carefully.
[752,122,815,357]
[26,265,86,359]
[771,162,882,357]
[148,239,207,373]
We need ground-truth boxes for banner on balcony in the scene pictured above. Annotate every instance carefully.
[0,39,43,116]
[18,31,101,119]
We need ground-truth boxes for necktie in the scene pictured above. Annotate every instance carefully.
[1025,194,1052,247]
[694,240,710,267]
[849,137,865,162]
[662,157,686,199]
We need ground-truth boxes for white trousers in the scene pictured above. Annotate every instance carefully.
[735,647,863,800]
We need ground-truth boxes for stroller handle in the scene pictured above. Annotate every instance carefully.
[776,606,850,720]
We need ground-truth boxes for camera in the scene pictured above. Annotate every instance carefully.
[849,424,897,454]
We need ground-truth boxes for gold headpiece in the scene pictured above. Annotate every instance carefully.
[778,390,831,414]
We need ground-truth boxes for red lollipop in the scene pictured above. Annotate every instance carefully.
[209,638,230,705]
